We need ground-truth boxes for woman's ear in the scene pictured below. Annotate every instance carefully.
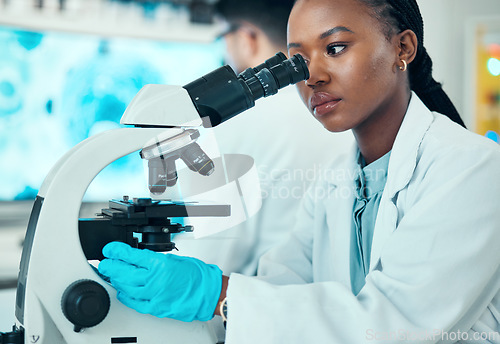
[397,29,418,65]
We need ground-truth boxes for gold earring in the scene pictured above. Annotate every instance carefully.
[399,60,407,71]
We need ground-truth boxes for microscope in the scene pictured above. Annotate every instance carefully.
[0,53,309,344]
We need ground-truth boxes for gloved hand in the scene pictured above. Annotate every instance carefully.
[98,241,223,322]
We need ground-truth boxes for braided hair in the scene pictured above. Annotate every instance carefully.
[356,0,466,127]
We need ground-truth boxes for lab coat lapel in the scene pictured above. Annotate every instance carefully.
[323,142,358,286]
[369,93,435,272]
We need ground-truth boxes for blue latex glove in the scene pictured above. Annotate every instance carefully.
[98,241,223,322]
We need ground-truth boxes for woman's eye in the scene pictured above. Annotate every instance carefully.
[326,44,346,55]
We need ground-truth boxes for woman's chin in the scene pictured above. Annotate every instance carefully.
[319,119,353,133]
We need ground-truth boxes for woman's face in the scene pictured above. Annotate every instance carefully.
[288,0,403,133]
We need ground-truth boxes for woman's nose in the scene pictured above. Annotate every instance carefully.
[305,58,330,88]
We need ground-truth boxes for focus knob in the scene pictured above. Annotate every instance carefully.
[61,279,110,332]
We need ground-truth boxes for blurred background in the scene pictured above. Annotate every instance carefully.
[0,0,227,329]
[0,0,499,330]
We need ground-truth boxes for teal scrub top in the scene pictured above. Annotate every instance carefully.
[351,151,391,295]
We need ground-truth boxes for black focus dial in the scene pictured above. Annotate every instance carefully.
[61,279,110,333]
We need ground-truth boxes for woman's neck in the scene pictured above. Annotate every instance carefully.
[353,91,411,165]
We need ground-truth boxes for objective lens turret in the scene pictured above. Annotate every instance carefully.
[140,129,214,194]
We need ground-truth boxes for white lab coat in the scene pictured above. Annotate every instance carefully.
[174,87,353,275]
[225,93,500,344]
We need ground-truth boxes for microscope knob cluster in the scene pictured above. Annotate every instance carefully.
[61,279,110,333]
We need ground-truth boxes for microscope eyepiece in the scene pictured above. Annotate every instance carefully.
[238,52,287,81]
[272,54,310,87]
[183,53,309,127]
[242,54,309,99]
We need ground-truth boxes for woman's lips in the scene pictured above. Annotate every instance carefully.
[313,99,341,117]
[310,92,342,117]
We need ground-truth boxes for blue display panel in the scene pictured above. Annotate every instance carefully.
[0,26,224,201]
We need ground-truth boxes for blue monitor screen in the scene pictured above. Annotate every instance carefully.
[0,25,224,201]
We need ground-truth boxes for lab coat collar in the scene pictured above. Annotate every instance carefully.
[385,92,434,199]
[368,92,435,271]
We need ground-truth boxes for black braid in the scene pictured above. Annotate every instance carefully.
[357,0,466,127]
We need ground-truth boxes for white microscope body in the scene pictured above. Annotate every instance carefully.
[16,86,218,344]
[5,53,308,344]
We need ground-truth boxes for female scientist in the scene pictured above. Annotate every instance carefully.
[98,0,500,342]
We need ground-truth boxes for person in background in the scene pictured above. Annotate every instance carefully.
[172,0,353,276]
